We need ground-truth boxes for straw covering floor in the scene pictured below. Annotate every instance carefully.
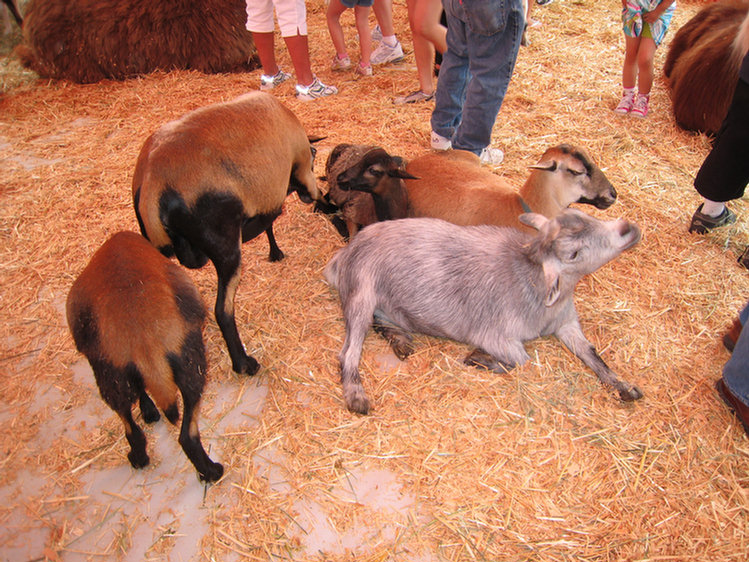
[1,1,749,560]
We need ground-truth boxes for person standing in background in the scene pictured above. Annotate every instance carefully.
[394,0,447,104]
[614,0,676,117]
[246,0,338,101]
[429,0,525,166]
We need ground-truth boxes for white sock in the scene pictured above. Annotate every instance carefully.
[622,87,635,97]
[701,199,725,217]
[382,35,397,47]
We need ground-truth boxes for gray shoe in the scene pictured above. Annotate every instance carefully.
[394,90,434,104]
[371,40,404,65]
[688,204,736,234]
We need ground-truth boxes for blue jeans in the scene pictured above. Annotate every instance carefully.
[430,0,524,155]
[724,300,749,408]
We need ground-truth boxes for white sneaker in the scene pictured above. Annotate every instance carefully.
[614,90,635,114]
[331,54,352,71]
[630,93,649,118]
[295,77,338,101]
[370,40,404,65]
[260,69,291,91]
[479,147,504,166]
[430,131,452,150]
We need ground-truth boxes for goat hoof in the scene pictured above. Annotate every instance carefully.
[128,450,150,469]
[199,461,224,483]
[269,249,285,262]
[344,389,370,415]
[619,385,643,402]
[141,403,160,424]
[464,349,515,374]
[390,340,414,360]
[234,355,260,376]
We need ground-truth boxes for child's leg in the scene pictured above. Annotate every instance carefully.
[327,0,349,58]
[283,33,314,86]
[354,5,373,66]
[408,0,436,94]
[252,32,280,76]
[636,36,657,95]
[415,0,447,54]
[622,34,640,89]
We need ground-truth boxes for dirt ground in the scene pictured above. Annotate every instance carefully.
[2,1,749,561]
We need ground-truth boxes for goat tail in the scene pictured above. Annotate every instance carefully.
[323,252,342,289]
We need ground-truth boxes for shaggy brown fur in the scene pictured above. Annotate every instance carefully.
[17,0,258,83]
[664,0,749,134]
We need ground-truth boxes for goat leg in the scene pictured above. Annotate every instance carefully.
[214,253,260,376]
[373,311,414,359]
[464,349,517,374]
[556,322,643,401]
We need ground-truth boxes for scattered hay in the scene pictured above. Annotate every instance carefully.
[1,0,748,560]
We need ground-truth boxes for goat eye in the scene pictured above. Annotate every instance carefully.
[567,168,584,177]
[368,166,384,177]
[568,250,579,261]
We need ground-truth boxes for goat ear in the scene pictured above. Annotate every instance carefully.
[519,212,548,231]
[388,169,420,180]
[542,261,562,307]
[308,135,326,144]
[529,160,557,172]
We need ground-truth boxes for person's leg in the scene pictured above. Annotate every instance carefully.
[719,299,749,435]
[246,0,279,75]
[408,0,436,95]
[372,0,395,37]
[252,32,280,76]
[689,77,749,232]
[354,5,373,68]
[327,0,349,59]
[430,0,469,144]
[621,34,640,90]
[614,34,639,113]
[635,36,656,95]
[451,3,524,155]
[284,34,315,86]
[415,0,447,54]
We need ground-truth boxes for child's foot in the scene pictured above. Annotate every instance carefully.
[394,90,434,104]
[260,69,292,91]
[295,77,338,101]
[370,40,404,65]
[355,63,373,76]
[614,90,635,114]
[631,93,650,118]
[331,54,351,71]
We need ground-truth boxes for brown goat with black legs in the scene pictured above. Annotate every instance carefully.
[403,145,617,231]
[664,0,749,135]
[133,91,323,376]
[17,0,258,83]
[67,232,223,482]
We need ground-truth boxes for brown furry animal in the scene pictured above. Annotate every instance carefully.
[17,0,258,83]
[403,145,617,232]
[664,0,749,135]
[133,91,322,376]
[67,231,223,482]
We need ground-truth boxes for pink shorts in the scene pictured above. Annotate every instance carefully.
[245,0,307,37]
